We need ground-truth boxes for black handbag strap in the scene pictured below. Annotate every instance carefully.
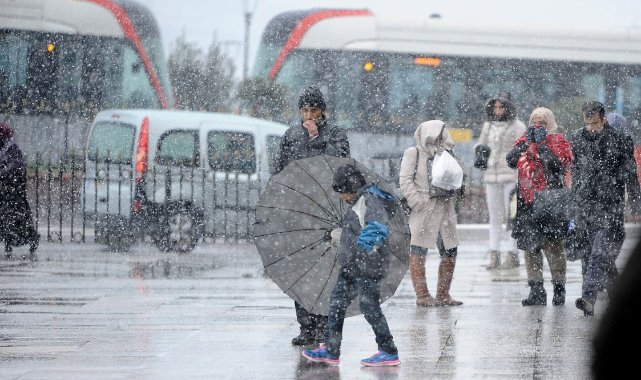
[412,146,419,181]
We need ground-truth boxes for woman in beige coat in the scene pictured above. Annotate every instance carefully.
[399,120,464,307]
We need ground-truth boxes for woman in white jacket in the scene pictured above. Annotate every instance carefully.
[475,92,526,270]
[399,120,464,307]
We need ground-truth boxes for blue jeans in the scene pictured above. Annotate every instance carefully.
[581,228,624,304]
[324,269,397,358]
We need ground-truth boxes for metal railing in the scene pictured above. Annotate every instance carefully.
[26,154,266,248]
[25,154,491,249]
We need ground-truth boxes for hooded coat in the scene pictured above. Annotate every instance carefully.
[399,120,465,250]
[506,107,573,251]
[476,96,526,183]
[0,128,38,248]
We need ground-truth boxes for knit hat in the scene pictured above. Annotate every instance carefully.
[298,86,326,110]
[332,164,365,193]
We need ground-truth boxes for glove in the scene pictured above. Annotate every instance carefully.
[474,144,491,170]
[533,127,547,143]
[526,127,536,143]
[330,228,342,248]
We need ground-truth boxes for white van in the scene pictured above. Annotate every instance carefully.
[82,109,288,252]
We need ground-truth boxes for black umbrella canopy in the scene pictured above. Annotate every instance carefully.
[254,155,410,317]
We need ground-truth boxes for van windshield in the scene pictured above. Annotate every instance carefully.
[87,121,135,164]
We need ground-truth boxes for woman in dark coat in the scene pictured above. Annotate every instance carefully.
[506,107,573,307]
[0,122,39,260]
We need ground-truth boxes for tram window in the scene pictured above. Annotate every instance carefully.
[122,43,158,109]
[333,52,362,130]
[0,31,159,116]
[388,57,434,133]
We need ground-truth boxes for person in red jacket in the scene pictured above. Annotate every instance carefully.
[506,107,573,307]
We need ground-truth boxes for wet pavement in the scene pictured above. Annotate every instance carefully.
[1,225,639,379]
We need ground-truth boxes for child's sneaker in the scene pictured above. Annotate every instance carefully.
[360,351,400,367]
[301,346,339,366]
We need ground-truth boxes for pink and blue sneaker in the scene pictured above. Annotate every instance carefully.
[301,346,339,366]
[360,351,401,367]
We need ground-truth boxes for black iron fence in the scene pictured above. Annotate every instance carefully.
[25,154,491,252]
[26,154,267,251]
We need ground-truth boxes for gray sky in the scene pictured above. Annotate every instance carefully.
[136,0,641,79]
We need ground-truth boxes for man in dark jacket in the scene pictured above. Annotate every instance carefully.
[275,86,350,346]
[0,122,39,260]
[571,101,641,316]
[275,86,350,173]
[301,164,400,367]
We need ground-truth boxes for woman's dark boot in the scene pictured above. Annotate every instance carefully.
[552,282,566,306]
[28,232,39,262]
[522,280,547,306]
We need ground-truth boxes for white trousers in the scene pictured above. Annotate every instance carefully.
[485,182,517,252]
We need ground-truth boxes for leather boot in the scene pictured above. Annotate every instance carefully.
[552,282,566,306]
[500,251,519,269]
[522,280,547,306]
[409,255,437,307]
[291,331,315,346]
[486,250,500,270]
[435,256,463,306]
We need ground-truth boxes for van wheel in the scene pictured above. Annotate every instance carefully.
[155,205,201,253]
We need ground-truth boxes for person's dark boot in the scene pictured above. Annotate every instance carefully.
[291,331,315,346]
[28,233,39,262]
[575,297,594,316]
[552,282,566,306]
[522,280,547,306]
[29,233,39,254]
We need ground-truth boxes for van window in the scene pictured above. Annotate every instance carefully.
[266,135,282,174]
[87,121,135,164]
[155,130,199,167]
[208,131,256,174]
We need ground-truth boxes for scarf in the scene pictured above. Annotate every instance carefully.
[515,133,572,204]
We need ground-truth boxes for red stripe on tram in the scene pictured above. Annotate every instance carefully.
[268,9,373,80]
[87,0,169,108]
